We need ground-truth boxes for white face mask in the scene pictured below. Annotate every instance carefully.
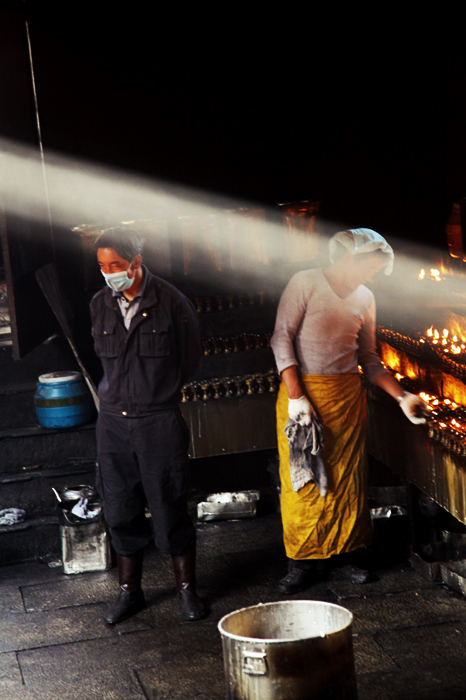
[101,269,135,292]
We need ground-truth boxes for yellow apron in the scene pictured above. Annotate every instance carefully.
[277,374,372,560]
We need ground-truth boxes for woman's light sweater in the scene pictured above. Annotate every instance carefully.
[270,268,389,384]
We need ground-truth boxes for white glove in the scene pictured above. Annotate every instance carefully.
[288,395,316,426]
[398,392,428,425]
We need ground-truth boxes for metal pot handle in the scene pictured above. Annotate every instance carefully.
[242,650,267,676]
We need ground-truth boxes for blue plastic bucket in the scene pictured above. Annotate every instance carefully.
[34,371,92,429]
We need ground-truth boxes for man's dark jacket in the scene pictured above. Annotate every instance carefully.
[90,267,201,416]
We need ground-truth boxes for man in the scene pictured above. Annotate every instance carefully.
[90,226,205,624]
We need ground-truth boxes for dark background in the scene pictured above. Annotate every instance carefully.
[2,2,466,247]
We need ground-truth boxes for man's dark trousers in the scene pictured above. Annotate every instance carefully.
[96,409,195,556]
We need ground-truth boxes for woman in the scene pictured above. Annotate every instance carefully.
[270,228,426,593]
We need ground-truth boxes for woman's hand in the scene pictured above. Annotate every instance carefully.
[374,373,429,425]
[288,395,316,426]
[398,392,429,425]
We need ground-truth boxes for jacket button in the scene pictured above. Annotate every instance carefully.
[152,329,156,333]
[122,411,127,416]
[142,312,148,317]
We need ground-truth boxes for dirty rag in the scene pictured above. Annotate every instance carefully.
[0,508,26,525]
[71,497,95,519]
[284,415,327,497]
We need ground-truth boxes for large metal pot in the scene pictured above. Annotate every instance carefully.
[218,600,357,700]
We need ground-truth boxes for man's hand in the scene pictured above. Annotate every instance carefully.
[288,395,316,426]
[399,392,429,425]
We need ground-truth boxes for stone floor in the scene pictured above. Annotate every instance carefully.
[0,512,465,699]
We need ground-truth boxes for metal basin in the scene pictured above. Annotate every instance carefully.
[218,600,357,699]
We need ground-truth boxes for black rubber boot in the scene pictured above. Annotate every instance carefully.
[172,547,206,621]
[278,567,311,594]
[104,551,146,625]
[330,563,371,583]
[329,552,377,584]
[277,562,321,594]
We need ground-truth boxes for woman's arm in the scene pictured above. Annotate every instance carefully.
[270,273,308,375]
[281,366,305,400]
[359,294,428,422]
[373,371,404,400]
[281,365,316,424]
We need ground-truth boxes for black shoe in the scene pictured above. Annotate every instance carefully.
[277,567,313,595]
[103,588,146,625]
[329,564,372,584]
[177,586,207,621]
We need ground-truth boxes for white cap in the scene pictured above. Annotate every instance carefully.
[329,228,394,276]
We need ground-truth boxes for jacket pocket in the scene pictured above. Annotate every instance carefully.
[93,323,118,358]
[138,319,171,357]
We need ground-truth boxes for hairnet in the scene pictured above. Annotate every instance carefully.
[329,228,394,276]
